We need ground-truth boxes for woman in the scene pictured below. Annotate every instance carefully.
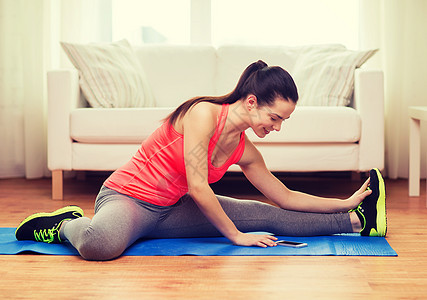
[15,60,387,260]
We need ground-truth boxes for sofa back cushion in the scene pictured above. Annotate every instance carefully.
[134,45,217,107]
[215,45,297,96]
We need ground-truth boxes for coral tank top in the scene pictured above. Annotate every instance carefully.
[104,104,245,206]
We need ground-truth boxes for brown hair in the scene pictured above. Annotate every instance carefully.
[165,60,298,126]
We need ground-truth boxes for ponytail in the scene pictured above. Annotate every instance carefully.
[165,60,298,126]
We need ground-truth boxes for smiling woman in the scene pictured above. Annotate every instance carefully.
[15,59,386,261]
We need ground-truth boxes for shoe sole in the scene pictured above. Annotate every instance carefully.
[372,168,387,236]
[15,206,84,236]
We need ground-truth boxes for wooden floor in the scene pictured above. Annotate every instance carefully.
[1,173,427,299]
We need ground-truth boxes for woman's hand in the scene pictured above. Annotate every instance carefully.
[346,177,372,210]
[232,232,278,248]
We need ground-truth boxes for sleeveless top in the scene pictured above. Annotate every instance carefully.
[104,104,246,206]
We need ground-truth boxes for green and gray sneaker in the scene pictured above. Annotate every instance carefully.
[352,168,387,237]
[15,206,84,243]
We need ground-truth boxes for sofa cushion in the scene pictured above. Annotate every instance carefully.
[292,45,377,106]
[70,106,360,144]
[70,108,175,143]
[246,106,360,143]
[61,40,155,108]
[215,45,297,96]
[134,45,217,107]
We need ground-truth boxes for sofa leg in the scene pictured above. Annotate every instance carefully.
[52,170,64,200]
[351,171,369,182]
[351,171,362,182]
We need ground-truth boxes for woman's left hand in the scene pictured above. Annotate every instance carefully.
[345,177,372,210]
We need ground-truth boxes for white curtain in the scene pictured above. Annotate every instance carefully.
[0,0,49,178]
[0,0,109,179]
[360,0,427,179]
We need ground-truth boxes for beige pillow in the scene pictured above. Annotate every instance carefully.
[291,45,378,106]
[61,39,155,108]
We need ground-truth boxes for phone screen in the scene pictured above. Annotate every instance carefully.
[276,240,307,247]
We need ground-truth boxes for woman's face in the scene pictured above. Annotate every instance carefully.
[249,96,296,138]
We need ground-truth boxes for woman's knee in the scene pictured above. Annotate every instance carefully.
[76,227,128,261]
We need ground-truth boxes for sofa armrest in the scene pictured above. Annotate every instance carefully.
[47,69,80,171]
[354,69,385,171]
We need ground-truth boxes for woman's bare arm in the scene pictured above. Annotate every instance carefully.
[182,103,277,247]
[237,136,371,213]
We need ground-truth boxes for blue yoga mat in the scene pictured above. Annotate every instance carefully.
[0,228,397,256]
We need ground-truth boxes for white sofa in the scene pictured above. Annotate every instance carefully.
[47,45,384,200]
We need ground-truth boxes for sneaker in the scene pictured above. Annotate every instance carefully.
[15,206,84,243]
[353,168,387,236]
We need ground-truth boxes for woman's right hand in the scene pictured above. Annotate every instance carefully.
[232,231,278,248]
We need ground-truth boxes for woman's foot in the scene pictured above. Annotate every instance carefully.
[353,168,387,236]
[15,206,84,243]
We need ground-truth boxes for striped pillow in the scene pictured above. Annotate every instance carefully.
[61,40,155,108]
[291,46,377,106]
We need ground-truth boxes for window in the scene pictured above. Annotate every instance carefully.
[211,0,359,49]
[111,0,359,49]
[112,0,191,44]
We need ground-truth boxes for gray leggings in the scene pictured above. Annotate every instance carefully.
[62,185,353,261]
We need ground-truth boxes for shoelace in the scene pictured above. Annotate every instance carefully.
[33,220,66,243]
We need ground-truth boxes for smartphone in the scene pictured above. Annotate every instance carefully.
[276,240,307,248]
